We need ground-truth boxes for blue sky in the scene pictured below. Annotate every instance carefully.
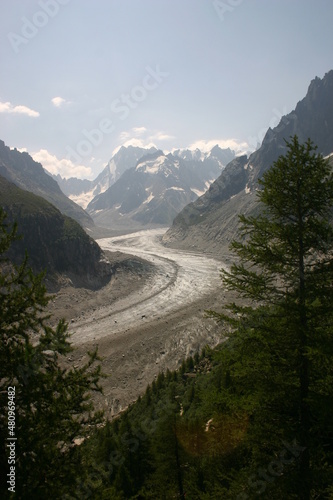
[0,0,332,179]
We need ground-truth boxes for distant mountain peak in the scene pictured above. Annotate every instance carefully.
[86,145,232,229]
[55,145,159,209]
[210,144,221,154]
[135,149,165,166]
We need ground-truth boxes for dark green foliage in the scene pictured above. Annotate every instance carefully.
[207,136,333,498]
[81,344,241,498]
[79,136,333,499]
[156,371,165,391]
[0,175,108,285]
[185,355,195,372]
[0,209,103,499]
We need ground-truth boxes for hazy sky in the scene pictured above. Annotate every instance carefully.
[1,0,332,179]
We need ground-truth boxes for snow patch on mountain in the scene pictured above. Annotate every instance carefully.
[136,155,167,174]
[191,187,205,197]
[143,192,155,204]
[69,189,96,209]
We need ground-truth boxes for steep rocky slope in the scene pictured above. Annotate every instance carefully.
[54,145,235,212]
[54,145,158,209]
[163,70,333,256]
[87,147,233,229]
[0,140,93,228]
[0,175,111,289]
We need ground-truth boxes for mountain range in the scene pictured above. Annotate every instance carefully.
[163,70,333,256]
[1,69,332,282]
[0,138,228,283]
[53,145,159,209]
[85,146,234,229]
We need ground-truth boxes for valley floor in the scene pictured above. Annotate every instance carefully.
[47,228,234,417]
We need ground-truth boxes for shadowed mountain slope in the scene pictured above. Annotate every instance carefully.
[0,175,111,289]
[0,140,93,228]
[163,70,333,256]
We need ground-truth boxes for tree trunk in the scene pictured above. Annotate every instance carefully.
[297,178,310,500]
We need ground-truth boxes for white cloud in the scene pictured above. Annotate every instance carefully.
[32,149,93,180]
[148,131,175,142]
[112,130,250,159]
[113,127,174,155]
[112,138,157,156]
[132,126,147,135]
[188,138,249,154]
[0,101,39,118]
[51,96,66,108]
[118,130,131,142]
[118,127,148,141]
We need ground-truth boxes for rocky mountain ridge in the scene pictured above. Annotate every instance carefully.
[54,145,159,209]
[54,145,235,217]
[0,140,93,228]
[163,70,333,256]
[0,175,112,289]
[86,146,235,229]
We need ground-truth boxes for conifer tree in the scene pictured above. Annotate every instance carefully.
[208,137,333,499]
[147,398,186,499]
[0,209,103,498]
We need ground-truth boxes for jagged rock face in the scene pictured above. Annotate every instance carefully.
[170,155,248,232]
[86,148,233,228]
[173,145,235,166]
[53,175,93,197]
[54,145,159,209]
[163,70,333,254]
[0,140,93,228]
[51,145,235,229]
[246,70,333,186]
[0,175,111,289]
[86,152,197,227]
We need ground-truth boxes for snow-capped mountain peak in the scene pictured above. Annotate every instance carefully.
[135,152,180,177]
[86,147,235,228]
